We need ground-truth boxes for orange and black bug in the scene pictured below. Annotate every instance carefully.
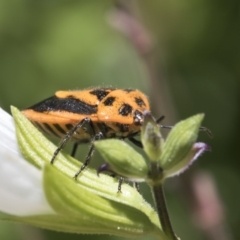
[22,88,162,179]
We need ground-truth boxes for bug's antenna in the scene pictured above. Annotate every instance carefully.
[160,125,173,130]
[156,115,165,124]
[159,123,213,138]
[156,115,213,138]
[199,126,213,138]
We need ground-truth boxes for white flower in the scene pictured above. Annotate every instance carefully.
[0,108,54,216]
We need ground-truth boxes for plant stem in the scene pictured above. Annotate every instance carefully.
[151,184,178,240]
[149,162,178,240]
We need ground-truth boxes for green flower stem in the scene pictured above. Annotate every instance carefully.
[148,162,178,240]
[151,184,177,240]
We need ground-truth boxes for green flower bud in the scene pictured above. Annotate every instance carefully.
[159,114,205,178]
[94,139,148,181]
[141,111,163,162]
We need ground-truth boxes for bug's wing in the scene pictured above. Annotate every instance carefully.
[22,95,99,124]
[22,109,99,124]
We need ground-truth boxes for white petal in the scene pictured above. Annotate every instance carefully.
[0,108,55,216]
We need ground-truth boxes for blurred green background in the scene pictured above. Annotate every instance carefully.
[0,0,239,239]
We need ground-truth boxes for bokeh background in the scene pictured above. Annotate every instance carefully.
[0,0,239,240]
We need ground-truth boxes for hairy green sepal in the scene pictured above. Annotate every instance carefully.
[94,139,148,180]
[160,114,204,178]
[141,112,163,161]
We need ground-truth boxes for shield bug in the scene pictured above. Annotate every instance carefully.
[22,88,158,179]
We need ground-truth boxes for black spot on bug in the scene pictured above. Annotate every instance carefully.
[117,123,129,133]
[66,95,75,98]
[135,97,146,107]
[97,123,112,137]
[65,124,74,130]
[27,96,97,115]
[103,96,116,106]
[89,89,110,101]
[34,122,47,134]
[119,104,132,116]
[43,123,61,137]
[53,123,67,135]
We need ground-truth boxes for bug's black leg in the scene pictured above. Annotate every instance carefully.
[51,118,91,164]
[157,115,213,137]
[74,132,103,179]
[118,177,124,193]
[71,142,79,157]
[129,137,143,148]
[160,125,213,138]
[133,182,140,192]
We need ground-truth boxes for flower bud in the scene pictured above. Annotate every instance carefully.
[159,114,206,178]
[141,111,163,162]
[94,139,148,181]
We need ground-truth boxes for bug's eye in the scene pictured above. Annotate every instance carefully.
[134,110,143,126]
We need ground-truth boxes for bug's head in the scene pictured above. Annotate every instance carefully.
[98,89,150,126]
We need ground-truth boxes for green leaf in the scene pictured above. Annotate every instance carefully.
[11,106,58,168]
[43,164,163,237]
[160,114,204,175]
[95,139,148,180]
